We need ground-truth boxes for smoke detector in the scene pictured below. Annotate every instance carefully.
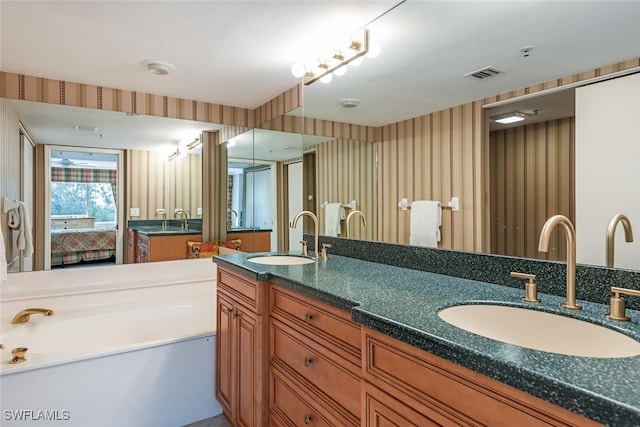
[338,98,361,108]
[142,59,175,75]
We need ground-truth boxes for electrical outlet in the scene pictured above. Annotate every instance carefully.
[197,207,202,216]
[130,208,140,217]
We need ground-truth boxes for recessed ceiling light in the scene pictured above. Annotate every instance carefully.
[142,59,175,75]
[74,125,98,132]
[492,112,528,124]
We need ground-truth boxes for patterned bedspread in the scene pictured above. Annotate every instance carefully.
[51,227,117,266]
[51,227,117,253]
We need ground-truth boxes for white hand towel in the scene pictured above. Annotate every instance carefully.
[0,221,7,282]
[15,202,33,257]
[409,200,441,248]
[325,203,343,237]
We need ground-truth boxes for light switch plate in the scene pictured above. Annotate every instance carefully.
[197,207,202,215]
[130,208,140,217]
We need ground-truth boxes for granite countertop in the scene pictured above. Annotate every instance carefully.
[213,252,640,426]
[226,228,273,233]
[129,225,201,236]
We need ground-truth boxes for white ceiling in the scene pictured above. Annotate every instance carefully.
[2,1,640,151]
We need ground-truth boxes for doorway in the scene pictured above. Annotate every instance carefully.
[45,146,124,269]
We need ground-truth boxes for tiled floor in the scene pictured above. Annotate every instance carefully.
[184,414,231,427]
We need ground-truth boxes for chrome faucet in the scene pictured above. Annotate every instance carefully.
[291,210,319,258]
[345,210,367,238]
[175,209,191,231]
[538,215,581,310]
[606,214,633,268]
[155,209,168,231]
[12,308,54,324]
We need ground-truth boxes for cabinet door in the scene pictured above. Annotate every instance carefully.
[216,293,234,417]
[236,303,261,427]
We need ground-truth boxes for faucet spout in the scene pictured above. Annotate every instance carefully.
[12,308,54,324]
[538,215,581,310]
[291,210,319,257]
[345,210,367,238]
[174,209,191,230]
[606,214,633,268]
[155,209,168,231]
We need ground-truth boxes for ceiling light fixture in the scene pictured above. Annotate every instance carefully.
[492,112,528,124]
[186,137,201,150]
[168,148,180,161]
[291,28,376,85]
[338,98,361,108]
[74,125,98,132]
[143,59,175,76]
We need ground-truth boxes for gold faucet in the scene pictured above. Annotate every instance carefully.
[291,211,319,258]
[345,210,367,238]
[155,209,167,230]
[227,208,238,228]
[174,209,191,231]
[11,308,54,324]
[606,214,633,268]
[538,215,581,310]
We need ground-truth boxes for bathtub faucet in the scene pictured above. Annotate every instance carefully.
[11,308,54,324]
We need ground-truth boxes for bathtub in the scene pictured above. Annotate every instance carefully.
[0,259,222,427]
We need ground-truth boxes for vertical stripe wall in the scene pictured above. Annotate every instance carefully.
[489,118,575,261]
[0,98,21,268]
[126,150,203,221]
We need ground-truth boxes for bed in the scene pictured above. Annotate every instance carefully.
[51,227,117,266]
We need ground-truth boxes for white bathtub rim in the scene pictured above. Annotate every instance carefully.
[0,331,215,376]
[1,258,217,302]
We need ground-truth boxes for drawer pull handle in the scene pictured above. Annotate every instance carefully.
[303,414,314,424]
[226,307,233,314]
[232,311,239,319]
[303,357,314,367]
[304,313,315,322]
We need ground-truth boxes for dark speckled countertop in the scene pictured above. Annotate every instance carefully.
[214,252,640,426]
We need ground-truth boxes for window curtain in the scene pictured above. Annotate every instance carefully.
[50,167,117,206]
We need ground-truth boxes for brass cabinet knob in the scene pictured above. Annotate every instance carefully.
[304,313,315,322]
[303,414,314,424]
[510,271,540,303]
[303,357,314,367]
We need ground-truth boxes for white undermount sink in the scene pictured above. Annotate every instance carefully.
[247,255,315,266]
[438,304,640,358]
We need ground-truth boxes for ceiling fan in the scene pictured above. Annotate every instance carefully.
[51,158,89,168]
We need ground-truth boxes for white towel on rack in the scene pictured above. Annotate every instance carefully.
[325,203,344,237]
[409,200,441,248]
[0,220,7,282]
[9,202,33,257]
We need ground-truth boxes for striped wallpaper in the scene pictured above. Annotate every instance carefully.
[0,98,21,270]
[489,118,575,261]
[126,150,203,223]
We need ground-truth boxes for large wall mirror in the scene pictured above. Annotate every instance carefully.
[294,2,640,271]
[6,98,222,270]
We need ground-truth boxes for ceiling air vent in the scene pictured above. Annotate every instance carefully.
[464,66,505,80]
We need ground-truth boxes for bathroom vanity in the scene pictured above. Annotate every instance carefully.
[213,250,640,426]
[127,221,202,263]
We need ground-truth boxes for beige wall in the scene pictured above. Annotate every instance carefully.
[489,118,574,261]
[126,150,203,221]
[1,98,22,270]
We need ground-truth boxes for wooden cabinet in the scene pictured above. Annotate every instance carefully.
[362,328,601,427]
[269,284,361,426]
[226,231,271,253]
[127,230,137,264]
[51,217,95,229]
[216,267,268,427]
[135,233,201,263]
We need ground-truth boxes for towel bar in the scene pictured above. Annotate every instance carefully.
[321,200,357,210]
[398,197,459,212]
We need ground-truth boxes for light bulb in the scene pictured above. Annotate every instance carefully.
[320,73,333,84]
[291,63,306,78]
[350,57,363,67]
[333,66,347,76]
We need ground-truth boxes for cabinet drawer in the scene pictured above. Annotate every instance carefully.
[271,319,360,420]
[218,268,265,314]
[270,285,360,366]
[364,329,601,427]
[270,367,337,427]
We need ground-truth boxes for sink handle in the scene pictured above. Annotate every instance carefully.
[606,286,640,322]
[510,272,540,303]
[300,240,308,257]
